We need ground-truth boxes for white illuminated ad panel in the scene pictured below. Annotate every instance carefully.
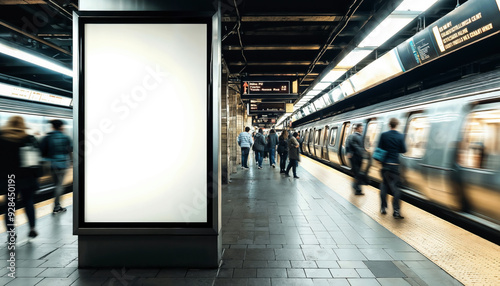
[84,24,208,223]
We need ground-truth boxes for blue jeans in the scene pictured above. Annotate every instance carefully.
[241,147,250,168]
[256,150,264,167]
[269,148,276,165]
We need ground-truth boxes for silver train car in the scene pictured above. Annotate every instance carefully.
[296,69,500,228]
[0,97,73,191]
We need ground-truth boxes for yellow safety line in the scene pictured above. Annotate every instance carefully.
[299,155,500,286]
[0,192,73,233]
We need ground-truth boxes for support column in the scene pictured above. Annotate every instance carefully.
[220,67,230,184]
[228,86,238,173]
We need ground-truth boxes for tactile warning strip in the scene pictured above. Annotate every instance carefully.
[300,155,500,286]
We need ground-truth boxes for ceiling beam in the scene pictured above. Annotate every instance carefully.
[0,20,72,56]
[247,73,319,77]
[229,61,328,66]
[222,14,368,22]
[223,45,345,51]
[0,0,45,4]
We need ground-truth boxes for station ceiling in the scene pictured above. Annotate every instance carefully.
[0,0,462,109]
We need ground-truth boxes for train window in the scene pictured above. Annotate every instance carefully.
[329,127,338,145]
[364,120,380,152]
[309,130,315,142]
[405,117,430,158]
[458,109,500,170]
[315,129,322,144]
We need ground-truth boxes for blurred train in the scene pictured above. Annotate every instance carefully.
[295,69,500,229]
[0,96,73,198]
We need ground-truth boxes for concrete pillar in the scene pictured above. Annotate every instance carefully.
[228,85,238,173]
[220,68,230,184]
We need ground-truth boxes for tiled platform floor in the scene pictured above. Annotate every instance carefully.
[0,159,466,285]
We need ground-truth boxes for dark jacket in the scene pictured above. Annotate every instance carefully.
[278,136,289,154]
[253,133,266,152]
[378,130,407,164]
[288,137,300,160]
[268,133,279,149]
[348,132,365,160]
[40,130,72,169]
[0,132,40,191]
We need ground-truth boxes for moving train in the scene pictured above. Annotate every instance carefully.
[296,69,500,228]
[0,95,73,196]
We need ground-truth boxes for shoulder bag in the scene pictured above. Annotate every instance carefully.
[372,147,387,163]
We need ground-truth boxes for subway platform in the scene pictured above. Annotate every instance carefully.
[0,156,499,285]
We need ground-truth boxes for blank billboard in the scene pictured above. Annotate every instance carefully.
[84,23,208,223]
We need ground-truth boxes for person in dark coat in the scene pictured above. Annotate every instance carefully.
[0,116,39,240]
[253,128,267,169]
[40,119,72,214]
[347,124,366,195]
[278,130,289,173]
[268,129,279,168]
[285,132,300,178]
[378,118,407,219]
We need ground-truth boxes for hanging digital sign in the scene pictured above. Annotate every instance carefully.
[242,81,290,94]
[397,0,500,71]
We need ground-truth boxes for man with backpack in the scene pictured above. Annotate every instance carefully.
[40,120,72,214]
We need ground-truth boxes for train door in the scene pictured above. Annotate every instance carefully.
[400,113,430,195]
[313,128,322,158]
[303,129,310,154]
[321,126,330,160]
[339,122,352,167]
[308,128,316,156]
[299,130,305,153]
[456,105,500,223]
[327,126,340,165]
[363,119,382,181]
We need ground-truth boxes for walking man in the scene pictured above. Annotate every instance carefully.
[347,124,366,195]
[237,127,253,169]
[378,118,407,219]
[40,119,72,214]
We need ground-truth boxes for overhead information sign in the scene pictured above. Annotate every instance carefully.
[397,0,500,71]
[243,81,290,94]
[248,102,286,113]
[0,82,72,106]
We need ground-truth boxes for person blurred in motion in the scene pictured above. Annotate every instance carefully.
[378,118,407,219]
[252,131,258,165]
[0,116,39,239]
[285,132,300,178]
[237,126,253,170]
[40,119,72,214]
[297,131,304,153]
[253,128,266,169]
[347,124,366,195]
[278,130,289,173]
[263,131,269,162]
[268,129,279,168]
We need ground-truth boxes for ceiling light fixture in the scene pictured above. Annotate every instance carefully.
[0,39,73,77]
